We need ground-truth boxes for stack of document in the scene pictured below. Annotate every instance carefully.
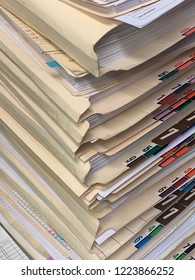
[58,0,159,18]
[1,0,194,75]
[0,0,194,260]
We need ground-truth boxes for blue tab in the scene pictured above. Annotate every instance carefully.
[135,236,151,249]
[46,61,60,68]
[182,181,195,192]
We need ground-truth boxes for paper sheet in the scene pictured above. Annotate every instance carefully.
[0,224,29,260]
[117,0,184,27]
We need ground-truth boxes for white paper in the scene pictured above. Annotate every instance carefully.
[117,0,185,27]
[0,223,29,260]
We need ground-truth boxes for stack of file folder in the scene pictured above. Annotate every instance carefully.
[0,0,194,260]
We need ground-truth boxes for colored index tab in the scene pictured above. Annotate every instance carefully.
[162,147,178,158]
[178,187,195,207]
[156,203,186,226]
[174,146,190,157]
[176,99,192,111]
[154,109,172,120]
[186,91,195,100]
[159,187,175,198]
[171,98,187,109]
[184,244,195,254]
[152,124,185,146]
[174,83,191,94]
[181,180,195,192]
[126,156,145,168]
[144,145,163,158]
[46,61,60,68]
[177,60,193,71]
[186,169,195,178]
[178,111,195,128]
[172,177,189,188]
[183,27,195,36]
[155,190,183,211]
[159,70,178,81]
[161,111,177,121]
[135,236,151,249]
[158,93,176,105]
[176,253,187,260]
[149,225,164,238]
[160,156,176,168]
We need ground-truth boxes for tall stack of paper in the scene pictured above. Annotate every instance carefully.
[0,0,194,260]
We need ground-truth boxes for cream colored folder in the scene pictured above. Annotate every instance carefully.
[106,182,195,259]
[0,85,91,182]
[0,195,52,260]
[1,0,193,261]
[1,16,194,155]
[1,6,194,100]
[0,176,99,259]
[0,188,69,260]
[85,105,195,186]
[0,85,175,186]
[1,121,194,250]
[1,91,194,191]
[1,13,194,120]
[92,134,195,209]
[3,128,193,260]
[83,71,195,145]
[111,205,195,260]
[0,109,88,197]
[0,50,90,146]
[84,159,161,204]
[91,206,159,258]
[0,28,90,124]
[0,181,80,260]
[1,57,194,161]
[2,43,193,148]
[94,155,195,243]
[2,26,193,186]
[92,180,195,258]
[0,133,100,251]
[0,7,87,78]
[2,106,193,219]
[1,0,194,76]
[0,28,166,145]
